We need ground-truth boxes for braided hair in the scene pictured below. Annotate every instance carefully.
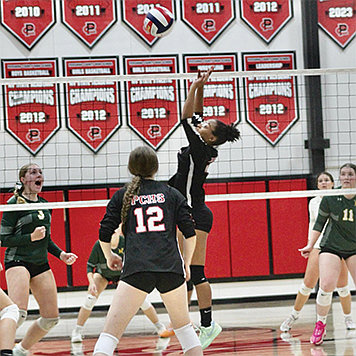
[121,146,159,235]
[14,163,34,204]
[212,121,240,146]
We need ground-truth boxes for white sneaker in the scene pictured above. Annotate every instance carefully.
[71,342,84,356]
[13,344,28,356]
[345,316,356,330]
[71,328,83,343]
[280,315,298,332]
[199,321,222,350]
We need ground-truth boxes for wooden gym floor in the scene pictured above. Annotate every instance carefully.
[14,297,356,355]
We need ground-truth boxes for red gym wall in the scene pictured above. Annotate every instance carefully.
[0,179,308,289]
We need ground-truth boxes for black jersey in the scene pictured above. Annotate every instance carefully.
[99,179,195,278]
[0,195,62,265]
[168,117,218,208]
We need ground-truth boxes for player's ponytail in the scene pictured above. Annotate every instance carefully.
[121,146,159,235]
[213,121,240,146]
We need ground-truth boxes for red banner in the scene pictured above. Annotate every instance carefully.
[242,52,298,146]
[181,0,235,45]
[240,0,293,43]
[318,0,356,49]
[123,55,180,149]
[61,0,117,48]
[121,0,175,46]
[0,0,56,49]
[2,59,60,155]
[63,57,121,153]
[183,54,240,125]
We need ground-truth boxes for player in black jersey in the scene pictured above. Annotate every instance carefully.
[0,262,19,356]
[300,163,356,345]
[168,68,240,349]
[0,164,78,356]
[93,146,203,356]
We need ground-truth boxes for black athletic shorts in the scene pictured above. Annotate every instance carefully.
[190,204,213,233]
[103,275,120,284]
[320,247,356,260]
[121,272,185,294]
[5,260,50,278]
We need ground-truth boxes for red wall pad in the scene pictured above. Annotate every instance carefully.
[269,180,309,275]
[228,182,270,277]
[40,191,67,287]
[68,189,107,287]
[204,183,231,278]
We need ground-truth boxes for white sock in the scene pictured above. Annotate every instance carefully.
[344,313,352,319]
[317,315,327,324]
[75,325,83,331]
[16,343,28,355]
[154,321,165,331]
[291,309,300,319]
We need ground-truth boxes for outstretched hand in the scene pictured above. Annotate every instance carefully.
[192,66,214,89]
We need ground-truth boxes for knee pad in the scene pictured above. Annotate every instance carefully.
[140,298,152,311]
[83,294,97,311]
[186,279,194,292]
[17,309,28,328]
[299,282,313,296]
[93,332,119,356]
[174,323,201,353]
[316,289,333,307]
[0,304,19,323]
[37,316,59,331]
[337,286,350,298]
[190,265,207,286]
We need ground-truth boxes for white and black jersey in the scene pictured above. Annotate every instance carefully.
[168,117,218,208]
[99,179,195,278]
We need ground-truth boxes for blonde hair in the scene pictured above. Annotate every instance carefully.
[14,163,39,204]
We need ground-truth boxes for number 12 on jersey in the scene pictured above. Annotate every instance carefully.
[134,206,166,233]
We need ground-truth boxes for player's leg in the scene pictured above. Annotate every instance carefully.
[93,281,147,356]
[160,282,202,355]
[280,248,319,332]
[72,273,108,342]
[336,259,355,330]
[0,289,19,355]
[311,253,341,345]
[140,297,167,336]
[14,270,59,355]
[5,266,30,328]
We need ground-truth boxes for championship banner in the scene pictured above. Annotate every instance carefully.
[242,52,298,146]
[183,54,240,125]
[63,57,121,153]
[0,0,56,49]
[318,0,356,49]
[240,0,293,43]
[123,55,180,149]
[121,0,175,46]
[61,0,117,48]
[2,59,60,155]
[181,0,235,45]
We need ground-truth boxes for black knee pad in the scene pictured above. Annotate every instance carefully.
[186,279,194,292]
[190,265,207,286]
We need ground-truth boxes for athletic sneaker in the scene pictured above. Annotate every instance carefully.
[345,316,356,330]
[310,346,328,356]
[310,321,326,345]
[13,345,28,356]
[71,342,84,356]
[159,322,175,338]
[199,321,222,350]
[280,315,298,332]
[71,328,83,343]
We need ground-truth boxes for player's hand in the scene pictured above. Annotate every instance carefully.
[60,252,78,265]
[89,283,98,296]
[298,245,312,258]
[193,66,213,89]
[184,264,191,282]
[107,252,122,271]
[31,226,46,241]
[0,262,3,272]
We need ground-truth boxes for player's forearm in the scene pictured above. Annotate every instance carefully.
[308,230,321,248]
[99,240,112,260]
[194,86,204,114]
[182,83,197,120]
[87,272,94,284]
[183,235,196,266]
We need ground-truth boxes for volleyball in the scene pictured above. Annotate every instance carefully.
[143,6,174,38]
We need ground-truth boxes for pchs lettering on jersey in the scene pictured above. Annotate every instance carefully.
[131,193,165,206]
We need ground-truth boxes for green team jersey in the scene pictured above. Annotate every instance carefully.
[314,193,356,254]
[0,195,62,265]
[86,238,125,280]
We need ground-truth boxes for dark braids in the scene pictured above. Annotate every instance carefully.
[120,146,159,235]
[213,121,240,146]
